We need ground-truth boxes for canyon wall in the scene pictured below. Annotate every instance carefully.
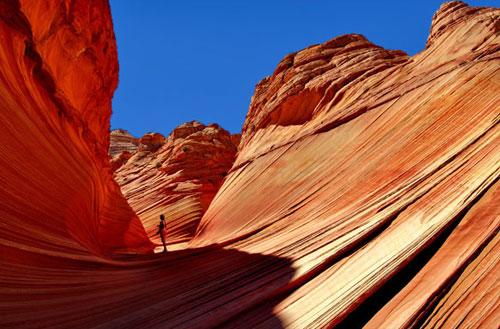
[0,0,153,258]
[0,1,498,328]
[191,1,500,327]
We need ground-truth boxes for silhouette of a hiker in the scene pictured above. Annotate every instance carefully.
[157,214,167,253]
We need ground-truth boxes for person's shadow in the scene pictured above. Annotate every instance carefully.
[106,246,295,329]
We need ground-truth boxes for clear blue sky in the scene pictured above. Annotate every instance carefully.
[109,0,497,136]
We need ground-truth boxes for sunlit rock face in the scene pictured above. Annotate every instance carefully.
[110,122,240,244]
[192,1,500,327]
[0,0,498,328]
[109,129,139,157]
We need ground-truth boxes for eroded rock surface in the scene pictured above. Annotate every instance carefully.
[192,1,500,327]
[0,0,152,258]
[0,1,498,328]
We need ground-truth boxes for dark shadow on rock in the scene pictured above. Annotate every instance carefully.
[335,181,495,329]
[124,246,295,329]
[2,246,295,328]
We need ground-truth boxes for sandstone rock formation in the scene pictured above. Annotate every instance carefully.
[0,0,153,258]
[109,129,139,157]
[0,1,498,328]
[110,122,240,246]
[191,2,500,327]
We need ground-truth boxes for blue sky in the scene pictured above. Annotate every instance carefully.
[109,0,497,136]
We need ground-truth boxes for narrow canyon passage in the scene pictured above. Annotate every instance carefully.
[0,1,498,328]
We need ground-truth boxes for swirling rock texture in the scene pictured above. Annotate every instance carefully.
[0,0,153,258]
[194,2,500,327]
[0,1,498,329]
[110,122,240,246]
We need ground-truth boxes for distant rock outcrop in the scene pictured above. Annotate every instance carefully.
[110,122,240,244]
[109,129,139,157]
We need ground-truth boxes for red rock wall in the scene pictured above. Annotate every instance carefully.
[0,1,498,328]
[19,0,119,152]
[192,1,500,327]
[0,0,152,258]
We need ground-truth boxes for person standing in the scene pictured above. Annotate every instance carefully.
[157,214,167,253]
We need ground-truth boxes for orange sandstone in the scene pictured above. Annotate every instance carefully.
[0,0,152,257]
[0,1,498,328]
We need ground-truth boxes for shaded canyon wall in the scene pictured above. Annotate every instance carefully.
[0,0,153,258]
